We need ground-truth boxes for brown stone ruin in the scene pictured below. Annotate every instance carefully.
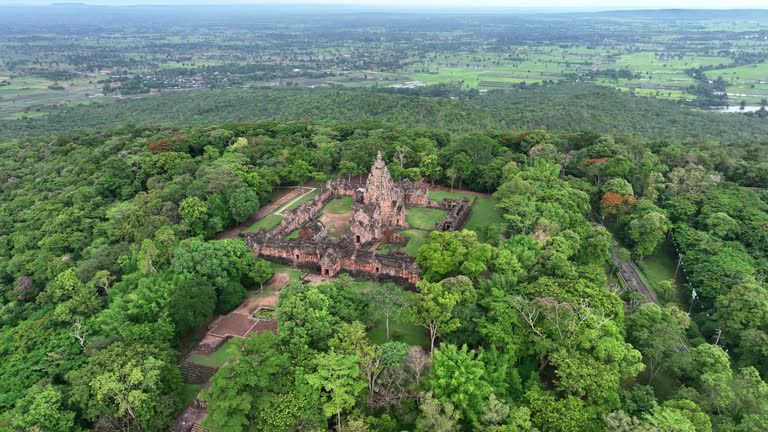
[244,152,476,286]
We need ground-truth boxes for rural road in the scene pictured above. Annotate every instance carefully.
[588,211,657,304]
[611,255,657,303]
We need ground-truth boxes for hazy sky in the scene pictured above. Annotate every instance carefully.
[3,0,767,9]
[0,0,768,9]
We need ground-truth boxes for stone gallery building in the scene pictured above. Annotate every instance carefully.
[245,152,474,286]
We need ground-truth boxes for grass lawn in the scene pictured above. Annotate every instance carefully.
[285,188,321,210]
[286,229,299,239]
[266,263,305,283]
[406,207,447,230]
[179,383,201,407]
[400,229,430,257]
[428,190,474,201]
[188,339,240,368]
[323,196,354,214]
[369,319,428,346]
[465,197,505,242]
[637,240,685,306]
[245,214,283,232]
[348,279,379,294]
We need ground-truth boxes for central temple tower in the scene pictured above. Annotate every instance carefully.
[364,152,405,227]
[351,152,407,244]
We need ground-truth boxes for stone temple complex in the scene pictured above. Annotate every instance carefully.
[245,152,475,286]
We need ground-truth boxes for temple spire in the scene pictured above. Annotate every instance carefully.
[365,151,395,206]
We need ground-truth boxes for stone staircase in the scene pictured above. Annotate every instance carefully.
[179,361,218,385]
[190,421,209,432]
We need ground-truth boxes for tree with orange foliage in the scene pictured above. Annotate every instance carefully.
[600,192,636,220]
[148,138,172,154]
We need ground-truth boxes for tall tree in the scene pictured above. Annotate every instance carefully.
[201,332,291,432]
[626,303,689,384]
[306,352,366,432]
[427,344,492,424]
[409,280,461,355]
[368,283,408,341]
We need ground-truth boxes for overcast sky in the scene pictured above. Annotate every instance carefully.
[2,0,766,9]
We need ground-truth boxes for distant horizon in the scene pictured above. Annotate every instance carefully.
[1,2,767,12]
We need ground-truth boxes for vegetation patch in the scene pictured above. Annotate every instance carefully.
[179,383,202,407]
[427,190,474,201]
[188,339,240,368]
[323,196,354,214]
[253,309,275,319]
[405,207,447,230]
[246,214,283,233]
[285,188,321,211]
[399,229,429,257]
[465,197,505,241]
[368,320,428,346]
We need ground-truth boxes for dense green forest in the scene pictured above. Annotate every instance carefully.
[2,119,768,431]
[4,85,768,144]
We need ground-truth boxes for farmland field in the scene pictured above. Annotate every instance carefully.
[1,5,767,121]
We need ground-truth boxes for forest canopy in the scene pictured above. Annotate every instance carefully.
[4,85,768,144]
[1,120,768,431]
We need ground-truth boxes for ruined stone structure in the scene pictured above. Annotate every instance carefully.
[244,152,475,286]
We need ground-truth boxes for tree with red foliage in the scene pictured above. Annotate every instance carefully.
[148,138,172,154]
[600,192,636,220]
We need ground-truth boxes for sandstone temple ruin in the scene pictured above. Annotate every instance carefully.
[245,152,475,286]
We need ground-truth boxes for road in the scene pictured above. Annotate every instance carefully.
[611,255,657,303]
[588,211,657,304]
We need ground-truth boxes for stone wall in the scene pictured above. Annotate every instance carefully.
[244,231,421,286]
[271,189,334,237]
[436,197,475,232]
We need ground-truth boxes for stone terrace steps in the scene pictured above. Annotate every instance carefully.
[190,422,209,432]
[179,361,218,385]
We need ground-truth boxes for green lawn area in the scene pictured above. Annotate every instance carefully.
[428,190,474,201]
[265,263,305,283]
[401,229,429,257]
[245,214,283,233]
[376,228,429,257]
[179,383,201,407]
[406,207,447,230]
[285,188,321,210]
[369,319,428,346]
[342,279,426,346]
[465,197,504,242]
[323,196,354,214]
[286,229,299,239]
[188,339,240,368]
[636,240,685,306]
[348,279,379,294]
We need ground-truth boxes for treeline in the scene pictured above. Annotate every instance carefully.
[4,84,768,144]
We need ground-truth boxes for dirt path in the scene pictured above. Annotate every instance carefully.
[215,187,309,240]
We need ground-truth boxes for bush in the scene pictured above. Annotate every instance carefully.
[216,281,247,313]
[170,277,216,335]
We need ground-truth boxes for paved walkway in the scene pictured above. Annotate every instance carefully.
[275,187,317,216]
